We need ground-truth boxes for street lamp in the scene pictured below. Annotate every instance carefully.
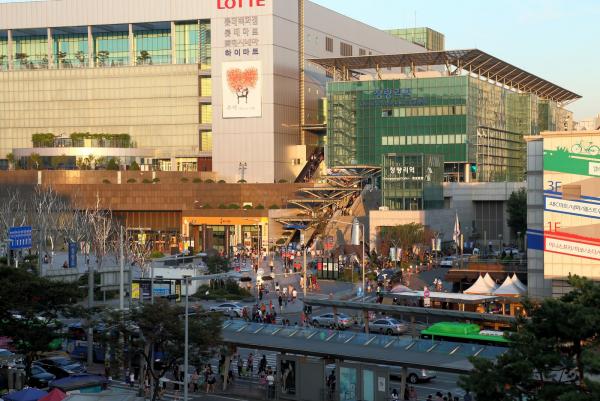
[331,218,365,302]
[183,275,190,401]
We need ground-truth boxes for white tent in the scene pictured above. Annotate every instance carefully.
[511,274,527,292]
[493,275,526,297]
[483,273,498,291]
[464,275,495,295]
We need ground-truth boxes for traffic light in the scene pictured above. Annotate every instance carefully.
[470,164,477,173]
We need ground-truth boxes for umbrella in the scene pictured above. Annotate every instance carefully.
[261,275,273,281]
[3,388,48,401]
[239,276,252,282]
[390,284,412,293]
[38,389,66,401]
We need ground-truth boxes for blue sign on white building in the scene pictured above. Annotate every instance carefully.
[8,226,32,250]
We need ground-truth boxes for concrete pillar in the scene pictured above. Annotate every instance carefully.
[170,21,177,64]
[7,29,13,70]
[363,309,369,334]
[128,23,134,66]
[224,226,230,256]
[87,25,94,67]
[202,224,207,251]
[399,366,407,401]
[464,163,471,183]
[47,27,53,68]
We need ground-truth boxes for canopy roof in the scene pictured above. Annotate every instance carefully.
[3,388,48,401]
[511,274,527,292]
[309,49,580,103]
[464,275,495,295]
[483,273,498,290]
[493,275,526,297]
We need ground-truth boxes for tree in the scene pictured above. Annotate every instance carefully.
[56,51,67,67]
[507,188,527,237]
[15,52,29,68]
[0,189,28,258]
[106,157,120,171]
[0,267,83,380]
[96,50,110,67]
[6,152,16,170]
[136,50,152,65]
[28,152,42,170]
[75,50,86,67]
[126,230,153,278]
[105,299,222,401]
[206,254,230,274]
[32,186,65,275]
[379,223,431,262]
[129,160,141,171]
[460,275,600,401]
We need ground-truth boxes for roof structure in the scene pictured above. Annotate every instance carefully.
[493,275,526,297]
[221,320,507,374]
[511,275,527,293]
[464,275,496,295]
[309,49,580,103]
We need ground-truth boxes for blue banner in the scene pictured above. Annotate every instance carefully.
[8,226,32,250]
[68,242,77,268]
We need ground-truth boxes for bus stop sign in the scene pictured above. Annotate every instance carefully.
[9,226,32,250]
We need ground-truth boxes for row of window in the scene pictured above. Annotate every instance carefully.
[0,21,210,70]
[381,105,467,118]
[381,134,467,146]
[325,36,369,57]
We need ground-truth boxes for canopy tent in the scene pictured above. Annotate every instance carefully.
[493,275,526,297]
[39,389,66,401]
[511,275,527,293]
[390,284,412,293]
[3,388,48,401]
[464,275,495,295]
[483,273,498,290]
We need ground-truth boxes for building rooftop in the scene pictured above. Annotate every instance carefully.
[309,49,581,103]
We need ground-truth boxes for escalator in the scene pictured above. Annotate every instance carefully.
[295,147,324,183]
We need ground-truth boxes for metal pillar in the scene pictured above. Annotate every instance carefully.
[87,252,94,366]
[7,29,13,70]
[183,277,190,401]
[170,21,177,64]
[128,23,134,66]
[119,226,125,310]
[87,26,94,67]
[47,28,53,68]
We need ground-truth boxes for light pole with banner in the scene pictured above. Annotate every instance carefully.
[330,218,366,302]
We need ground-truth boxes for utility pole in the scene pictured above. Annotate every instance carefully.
[86,243,94,367]
[119,225,124,310]
[183,276,190,401]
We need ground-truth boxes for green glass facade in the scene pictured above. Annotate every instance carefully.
[53,33,89,67]
[176,20,211,68]
[0,37,7,71]
[386,27,445,51]
[327,75,563,209]
[14,35,48,69]
[382,153,443,210]
[134,29,171,65]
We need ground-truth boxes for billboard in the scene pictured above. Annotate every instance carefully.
[222,60,262,118]
[543,133,600,279]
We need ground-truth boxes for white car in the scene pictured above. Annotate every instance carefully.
[365,318,408,335]
[311,313,352,329]
[209,303,245,317]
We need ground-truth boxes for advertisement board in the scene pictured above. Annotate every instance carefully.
[222,60,262,118]
[543,134,600,279]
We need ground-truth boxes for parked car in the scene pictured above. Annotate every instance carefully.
[311,313,352,329]
[439,256,457,268]
[365,318,408,335]
[209,303,245,318]
[34,357,86,378]
[389,367,436,384]
[29,365,56,388]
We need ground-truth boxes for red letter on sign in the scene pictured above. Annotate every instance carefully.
[255,0,266,6]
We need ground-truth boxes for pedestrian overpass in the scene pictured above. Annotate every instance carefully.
[220,320,504,400]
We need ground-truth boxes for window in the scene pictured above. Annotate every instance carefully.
[200,131,212,151]
[359,48,366,56]
[340,42,352,56]
[200,77,212,97]
[200,104,212,124]
[325,37,333,52]
[381,109,393,117]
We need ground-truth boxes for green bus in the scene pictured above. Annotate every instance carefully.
[420,322,510,346]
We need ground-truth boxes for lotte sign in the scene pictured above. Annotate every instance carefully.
[217,0,266,9]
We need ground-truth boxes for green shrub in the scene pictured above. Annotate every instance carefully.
[150,251,165,259]
[237,179,247,183]
[130,161,140,171]
[106,158,119,171]
[205,179,215,184]
[269,204,280,209]
[127,178,137,183]
[278,179,288,183]
[228,203,240,209]
[193,178,202,183]
[243,204,253,210]
[218,179,226,184]
[142,178,152,184]
[102,179,111,184]
[255,204,265,210]
[152,177,160,183]
[202,204,212,209]
[218,203,227,209]
[181,177,189,183]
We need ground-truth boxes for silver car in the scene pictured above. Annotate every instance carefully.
[311,313,352,329]
[389,367,436,384]
[366,318,408,335]
[209,303,245,317]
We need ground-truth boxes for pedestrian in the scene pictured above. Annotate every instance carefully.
[409,386,418,401]
[390,388,399,400]
[247,353,254,375]
[237,355,243,376]
[278,295,283,310]
[191,369,199,392]
[292,288,297,302]
[206,368,216,393]
[463,390,472,401]
[259,355,267,374]
[129,370,135,388]
[266,367,275,399]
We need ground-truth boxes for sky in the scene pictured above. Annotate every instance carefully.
[1,0,598,120]
[311,0,600,120]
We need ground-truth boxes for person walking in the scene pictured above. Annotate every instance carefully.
[259,355,267,374]
[237,355,243,377]
[247,353,254,375]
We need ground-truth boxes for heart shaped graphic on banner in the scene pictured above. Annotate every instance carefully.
[226,67,259,93]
